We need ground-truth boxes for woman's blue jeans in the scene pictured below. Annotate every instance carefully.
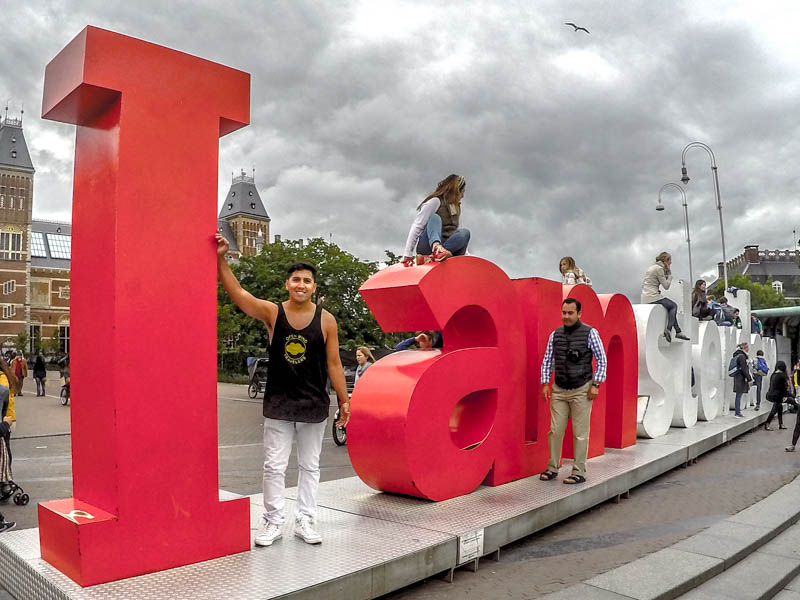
[417,213,471,256]
[754,375,763,407]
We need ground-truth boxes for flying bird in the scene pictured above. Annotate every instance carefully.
[565,22,590,34]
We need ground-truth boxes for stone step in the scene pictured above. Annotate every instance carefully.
[676,520,800,599]
[539,475,800,600]
[775,570,800,599]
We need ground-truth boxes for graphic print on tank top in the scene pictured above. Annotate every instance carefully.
[284,334,308,364]
[265,303,329,423]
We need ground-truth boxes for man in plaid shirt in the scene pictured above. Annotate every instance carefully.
[539,297,607,484]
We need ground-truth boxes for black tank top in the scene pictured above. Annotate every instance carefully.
[264,303,330,423]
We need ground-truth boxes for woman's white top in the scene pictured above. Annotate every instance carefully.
[402,198,441,258]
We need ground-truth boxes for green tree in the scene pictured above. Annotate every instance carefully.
[218,238,401,372]
[13,331,28,355]
[712,274,791,309]
[384,250,402,266]
[43,330,61,357]
[32,329,42,355]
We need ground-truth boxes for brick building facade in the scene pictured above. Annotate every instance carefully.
[720,244,800,300]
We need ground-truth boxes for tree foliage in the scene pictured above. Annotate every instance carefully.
[218,238,401,372]
[13,331,28,355]
[711,274,792,309]
[384,250,402,266]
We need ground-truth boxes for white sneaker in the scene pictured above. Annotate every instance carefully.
[294,517,322,544]
[254,519,282,547]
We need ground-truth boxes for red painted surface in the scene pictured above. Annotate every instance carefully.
[38,26,251,586]
[560,285,639,461]
[350,260,638,501]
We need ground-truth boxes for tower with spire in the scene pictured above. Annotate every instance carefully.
[0,108,72,354]
[0,108,34,343]
[218,168,270,258]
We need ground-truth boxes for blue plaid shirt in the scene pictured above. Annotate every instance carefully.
[540,325,607,384]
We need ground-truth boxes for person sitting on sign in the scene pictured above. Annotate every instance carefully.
[559,256,592,286]
[640,251,689,343]
[691,280,715,321]
[400,174,471,266]
[395,331,443,351]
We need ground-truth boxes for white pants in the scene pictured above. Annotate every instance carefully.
[262,417,327,527]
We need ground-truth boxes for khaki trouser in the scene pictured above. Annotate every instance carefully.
[547,381,593,476]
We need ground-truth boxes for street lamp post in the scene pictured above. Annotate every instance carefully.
[680,141,728,292]
[656,182,693,284]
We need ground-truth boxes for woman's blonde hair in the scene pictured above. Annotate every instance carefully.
[356,346,376,363]
[417,174,466,210]
[655,251,671,263]
[559,256,577,274]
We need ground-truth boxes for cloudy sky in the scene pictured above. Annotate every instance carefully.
[3,1,799,299]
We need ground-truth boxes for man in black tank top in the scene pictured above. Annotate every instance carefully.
[216,232,350,547]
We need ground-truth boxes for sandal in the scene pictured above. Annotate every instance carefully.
[563,474,586,484]
[432,243,452,262]
[539,470,558,481]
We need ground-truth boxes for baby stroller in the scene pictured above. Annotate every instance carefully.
[0,383,28,506]
[246,357,269,399]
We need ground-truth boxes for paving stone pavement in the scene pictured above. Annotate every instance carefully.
[383,407,800,599]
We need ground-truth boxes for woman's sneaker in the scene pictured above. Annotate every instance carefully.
[786,445,796,452]
[294,517,322,544]
[254,518,282,547]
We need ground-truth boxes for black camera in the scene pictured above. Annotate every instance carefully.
[566,349,581,364]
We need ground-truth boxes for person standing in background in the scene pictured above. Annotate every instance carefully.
[751,350,769,410]
[32,355,46,397]
[11,354,26,397]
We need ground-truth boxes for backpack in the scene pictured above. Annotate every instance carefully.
[756,357,769,376]
[727,356,739,377]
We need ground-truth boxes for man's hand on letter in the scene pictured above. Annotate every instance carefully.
[336,401,350,427]
[215,230,230,256]
[540,383,551,403]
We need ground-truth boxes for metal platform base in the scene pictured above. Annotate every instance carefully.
[0,409,768,600]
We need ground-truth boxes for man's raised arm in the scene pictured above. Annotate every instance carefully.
[215,231,277,325]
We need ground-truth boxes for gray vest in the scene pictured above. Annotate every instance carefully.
[552,322,594,390]
[436,200,460,241]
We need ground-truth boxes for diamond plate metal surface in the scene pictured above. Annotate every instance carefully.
[284,441,680,537]
[0,413,762,600]
[640,410,763,446]
[0,500,450,600]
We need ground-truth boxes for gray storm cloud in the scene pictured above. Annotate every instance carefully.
[3,0,800,300]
